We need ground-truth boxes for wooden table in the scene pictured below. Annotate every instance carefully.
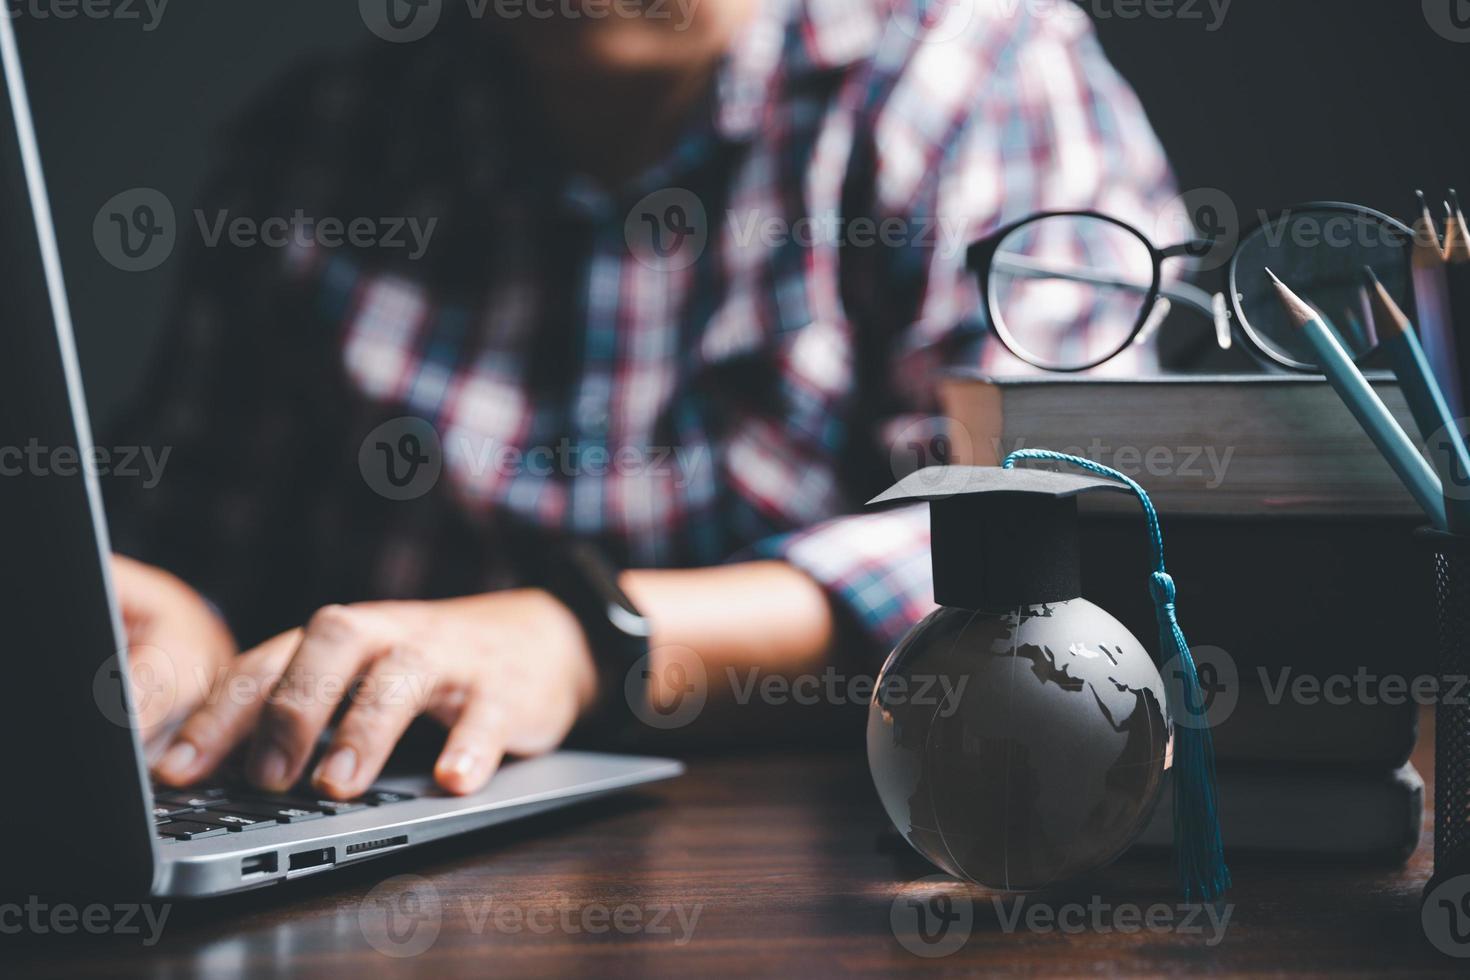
[7,711,1463,978]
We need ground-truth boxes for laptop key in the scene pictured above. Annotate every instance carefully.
[158,820,230,841]
[153,802,204,819]
[318,800,370,815]
[364,789,415,805]
[191,810,279,832]
[219,801,324,824]
[156,791,229,809]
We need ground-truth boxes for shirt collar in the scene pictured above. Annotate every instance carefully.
[714,0,886,142]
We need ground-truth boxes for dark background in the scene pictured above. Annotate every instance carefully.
[13,1,1470,422]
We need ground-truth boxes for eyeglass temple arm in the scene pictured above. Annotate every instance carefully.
[990,252,1233,351]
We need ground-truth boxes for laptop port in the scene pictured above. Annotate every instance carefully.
[288,847,335,872]
[241,853,278,876]
[346,835,408,856]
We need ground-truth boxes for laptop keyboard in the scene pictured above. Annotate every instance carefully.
[152,785,415,841]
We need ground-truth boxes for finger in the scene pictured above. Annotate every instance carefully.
[434,692,508,795]
[248,605,386,792]
[123,643,189,738]
[152,631,299,786]
[311,644,437,800]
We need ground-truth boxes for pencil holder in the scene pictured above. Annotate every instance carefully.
[1421,528,1470,892]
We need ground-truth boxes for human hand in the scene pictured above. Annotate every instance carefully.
[111,554,237,741]
[151,591,597,798]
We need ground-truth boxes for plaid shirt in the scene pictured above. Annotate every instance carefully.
[108,0,1174,656]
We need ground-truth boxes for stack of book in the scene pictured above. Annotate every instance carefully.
[942,374,1431,861]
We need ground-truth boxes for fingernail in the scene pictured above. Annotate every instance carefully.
[250,745,290,788]
[158,740,197,778]
[440,750,478,781]
[315,746,358,789]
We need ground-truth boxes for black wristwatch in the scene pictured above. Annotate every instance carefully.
[537,540,653,736]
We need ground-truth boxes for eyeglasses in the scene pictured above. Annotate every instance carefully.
[964,203,1419,373]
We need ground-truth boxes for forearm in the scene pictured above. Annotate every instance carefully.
[620,561,842,739]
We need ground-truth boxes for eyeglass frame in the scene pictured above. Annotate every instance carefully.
[963,202,1417,374]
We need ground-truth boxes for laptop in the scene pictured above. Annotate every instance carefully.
[0,17,681,900]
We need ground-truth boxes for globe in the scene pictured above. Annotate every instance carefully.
[868,598,1171,891]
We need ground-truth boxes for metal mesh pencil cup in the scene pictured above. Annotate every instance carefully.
[1422,528,1470,891]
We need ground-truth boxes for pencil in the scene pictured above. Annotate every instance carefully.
[1443,194,1470,418]
[1365,266,1470,532]
[1412,191,1459,415]
[1268,268,1448,530]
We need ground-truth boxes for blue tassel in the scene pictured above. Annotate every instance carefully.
[1004,450,1230,902]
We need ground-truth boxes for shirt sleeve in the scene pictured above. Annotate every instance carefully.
[750,6,1177,656]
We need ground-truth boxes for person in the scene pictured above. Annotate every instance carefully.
[106,0,1176,801]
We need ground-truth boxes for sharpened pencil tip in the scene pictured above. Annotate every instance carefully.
[1265,269,1317,329]
[1363,265,1411,338]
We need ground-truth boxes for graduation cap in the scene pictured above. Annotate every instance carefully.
[868,455,1230,903]
[869,465,1131,612]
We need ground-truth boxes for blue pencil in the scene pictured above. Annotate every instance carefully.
[1268,269,1449,530]
[1365,266,1470,532]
